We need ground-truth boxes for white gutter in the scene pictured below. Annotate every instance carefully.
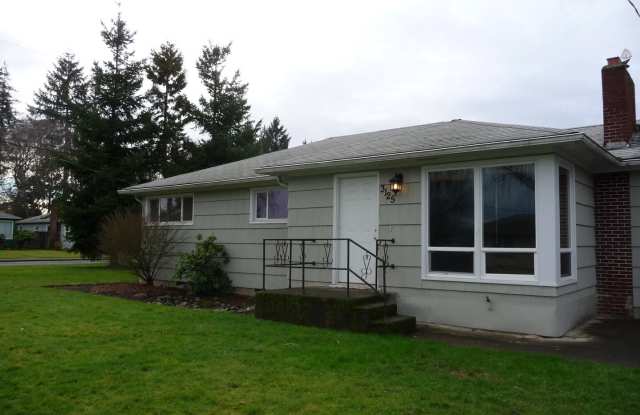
[118,175,277,196]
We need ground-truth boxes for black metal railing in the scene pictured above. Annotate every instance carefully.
[261,238,395,298]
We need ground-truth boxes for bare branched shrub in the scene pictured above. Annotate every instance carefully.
[99,210,178,285]
[134,224,179,285]
[99,210,142,267]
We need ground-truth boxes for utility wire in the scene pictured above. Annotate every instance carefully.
[628,0,640,19]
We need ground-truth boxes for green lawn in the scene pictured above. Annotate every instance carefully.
[0,249,81,260]
[1,265,639,415]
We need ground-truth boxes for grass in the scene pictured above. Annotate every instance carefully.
[0,249,81,260]
[1,265,639,415]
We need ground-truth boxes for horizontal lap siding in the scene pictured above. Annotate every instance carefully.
[155,189,287,288]
[631,172,640,308]
[576,168,596,292]
[286,176,334,285]
[379,168,423,289]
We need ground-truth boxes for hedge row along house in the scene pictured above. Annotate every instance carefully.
[120,56,640,336]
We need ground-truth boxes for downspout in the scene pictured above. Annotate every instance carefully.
[275,176,288,188]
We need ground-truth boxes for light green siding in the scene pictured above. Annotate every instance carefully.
[153,161,598,336]
[156,188,287,288]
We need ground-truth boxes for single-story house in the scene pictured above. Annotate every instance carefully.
[0,211,21,240]
[120,56,640,337]
[16,214,73,249]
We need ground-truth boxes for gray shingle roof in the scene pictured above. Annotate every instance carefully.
[0,211,21,220]
[16,214,50,224]
[119,119,634,194]
[570,123,640,160]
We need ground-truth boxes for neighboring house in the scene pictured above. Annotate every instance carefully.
[16,214,73,249]
[0,211,21,241]
[120,56,640,336]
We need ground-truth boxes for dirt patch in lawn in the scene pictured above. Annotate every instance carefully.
[55,283,255,313]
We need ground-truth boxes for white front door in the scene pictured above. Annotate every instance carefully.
[335,174,379,284]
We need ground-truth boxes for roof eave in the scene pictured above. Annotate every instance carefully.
[255,132,596,175]
[117,175,278,196]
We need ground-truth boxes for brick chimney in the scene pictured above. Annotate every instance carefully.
[602,56,637,146]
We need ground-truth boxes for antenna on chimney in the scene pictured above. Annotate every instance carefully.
[621,48,633,63]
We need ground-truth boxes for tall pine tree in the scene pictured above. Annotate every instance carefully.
[145,42,192,177]
[0,62,17,165]
[29,53,87,203]
[259,116,290,153]
[30,53,87,125]
[61,13,152,257]
[190,43,260,169]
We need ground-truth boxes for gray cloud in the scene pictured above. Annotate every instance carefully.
[2,0,640,146]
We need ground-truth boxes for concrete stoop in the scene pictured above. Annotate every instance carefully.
[255,287,416,335]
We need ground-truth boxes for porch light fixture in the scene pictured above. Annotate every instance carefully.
[380,173,404,203]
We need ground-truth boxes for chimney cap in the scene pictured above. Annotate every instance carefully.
[607,56,623,65]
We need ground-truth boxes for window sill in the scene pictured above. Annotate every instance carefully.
[423,273,539,286]
[145,221,194,226]
[249,219,288,225]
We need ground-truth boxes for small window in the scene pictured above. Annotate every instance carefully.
[147,195,193,224]
[252,188,288,222]
[559,166,573,278]
[149,199,159,222]
[182,197,193,221]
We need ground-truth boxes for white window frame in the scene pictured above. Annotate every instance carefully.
[421,156,559,286]
[249,187,288,224]
[145,194,195,225]
[557,160,578,283]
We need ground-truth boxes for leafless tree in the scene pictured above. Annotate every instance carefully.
[99,210,179,285]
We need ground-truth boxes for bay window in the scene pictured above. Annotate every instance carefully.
[146,195,194,224]
[423,156,575,285]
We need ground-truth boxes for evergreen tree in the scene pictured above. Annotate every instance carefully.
[30,53,87,125]
[259,116,291,153]
[29,53,87,202]
[0,62,16,159]
[145,42,192,177]
[191,43,259,169]
[61,13,152,257]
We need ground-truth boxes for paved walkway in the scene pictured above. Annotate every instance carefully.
[414,319,640,367]
[0,259,106,266]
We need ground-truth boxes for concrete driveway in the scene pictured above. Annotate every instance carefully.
[414,319,640,367]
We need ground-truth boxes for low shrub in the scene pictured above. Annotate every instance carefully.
[175,236,231,296]
[14,229,35,249]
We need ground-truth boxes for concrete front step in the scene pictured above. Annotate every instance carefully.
[352,302,398,330]
[255,287,416,335]
[369,315,417,335]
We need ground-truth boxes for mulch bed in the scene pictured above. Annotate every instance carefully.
[55,283,255,313]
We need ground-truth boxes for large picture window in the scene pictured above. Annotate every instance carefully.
[425,162,537,279]
[147,195,194,224]
[427,169,475,274]
[251,188,288,222]
[482,164,535,276]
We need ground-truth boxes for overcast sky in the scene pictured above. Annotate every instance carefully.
[3,0,640,146]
